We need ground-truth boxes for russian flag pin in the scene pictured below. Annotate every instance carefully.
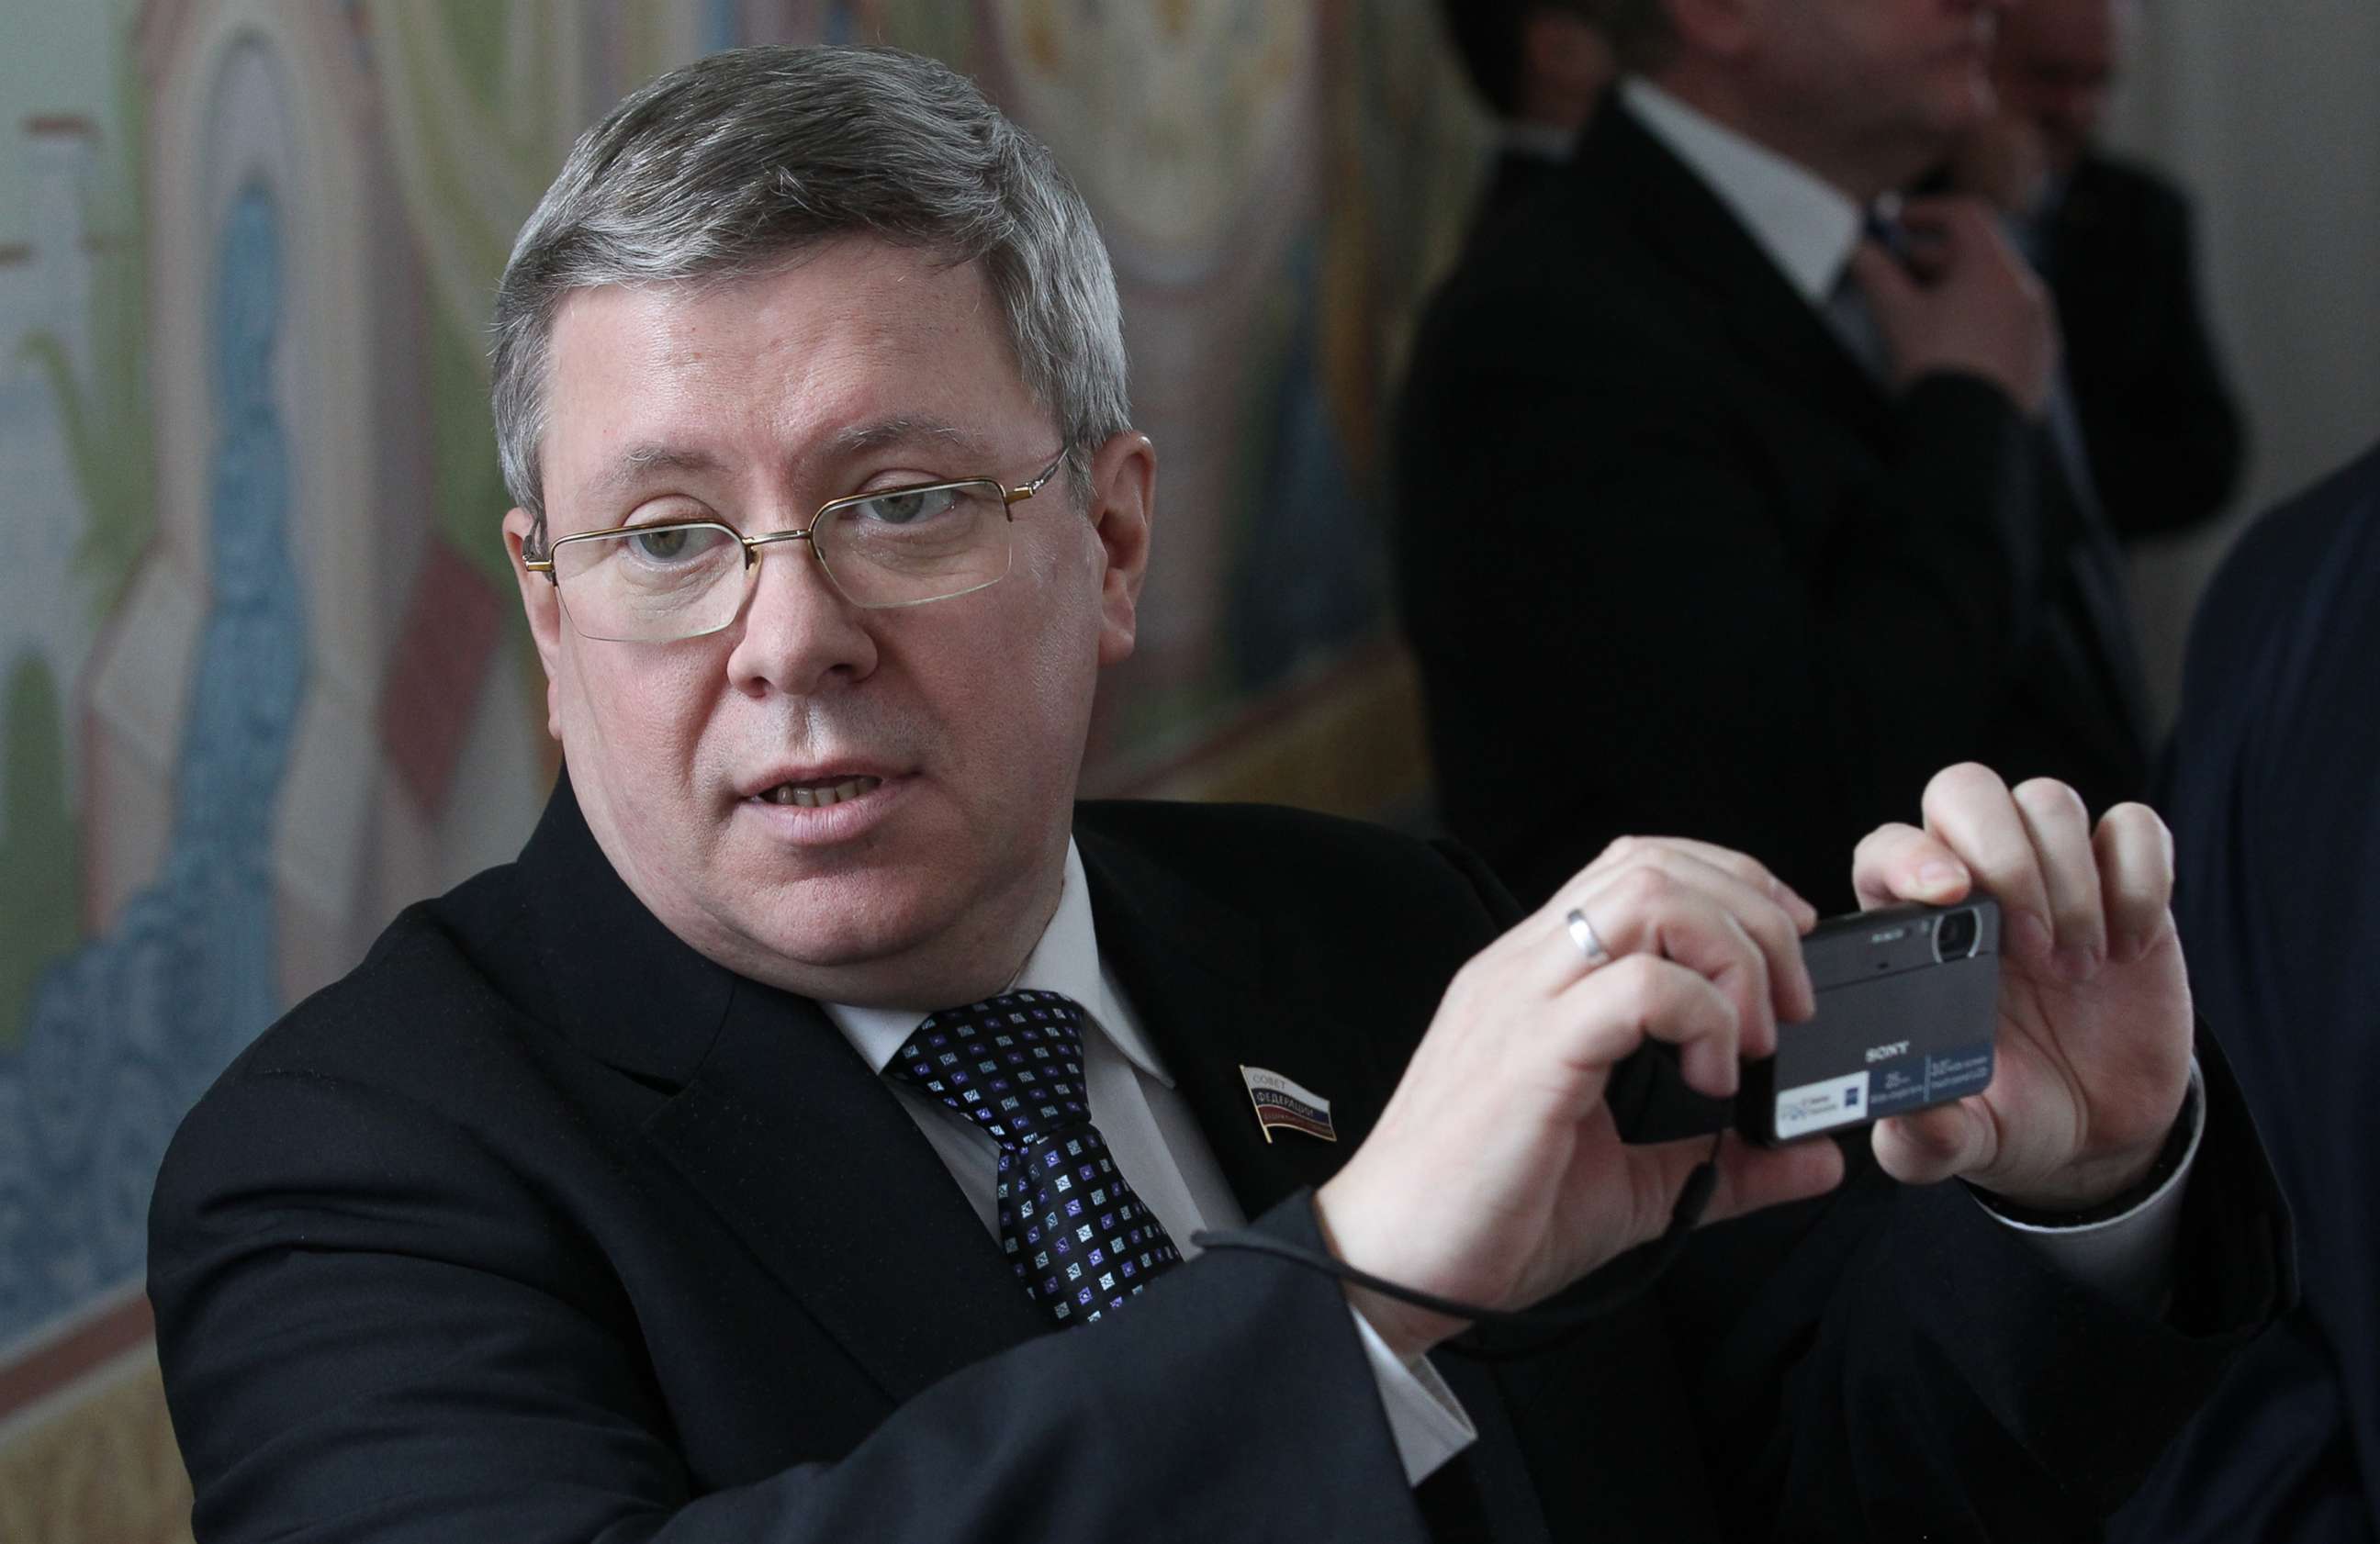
[1239,1065,1337,1144]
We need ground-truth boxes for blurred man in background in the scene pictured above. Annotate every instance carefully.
[1953,0,2246,540]
[1396,0,2152,910]
[1436,0,1615,243]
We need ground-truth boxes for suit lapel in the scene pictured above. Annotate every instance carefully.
[642,982,1050,1404]
[1078,814,1554,1544]
[1075,822,1387,1220]
[521,773,1047,1405]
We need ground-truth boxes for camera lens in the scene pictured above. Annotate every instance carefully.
[1934,908,1980,961]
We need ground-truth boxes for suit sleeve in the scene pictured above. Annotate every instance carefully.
[1395,294,2046,905]
[1618,1023,2292,1540]
[148,1067,1433,1544]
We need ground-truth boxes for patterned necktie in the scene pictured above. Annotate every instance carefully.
[886,989,1183,1326]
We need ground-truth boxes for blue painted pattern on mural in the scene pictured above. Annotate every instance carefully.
[0,183,305,1346]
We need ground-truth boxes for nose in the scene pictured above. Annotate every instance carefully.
[723,528,880,699]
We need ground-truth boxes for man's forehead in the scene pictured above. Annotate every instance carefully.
[540,248,1038,501]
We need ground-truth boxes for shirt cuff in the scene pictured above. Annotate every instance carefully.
[1971,1058,2206,1313]
[1348,1305,1478,1485]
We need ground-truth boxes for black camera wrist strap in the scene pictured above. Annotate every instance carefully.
[1188,1132,1723,1362]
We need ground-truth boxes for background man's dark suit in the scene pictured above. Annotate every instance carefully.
[150,775,2287,1542]
[1466,147,1566,252]
[1394,98,2150,909]
[2111,442,2380,1543]
[2043,153,2246,542]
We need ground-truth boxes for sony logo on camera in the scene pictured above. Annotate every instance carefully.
[1864,1040,1912,1063]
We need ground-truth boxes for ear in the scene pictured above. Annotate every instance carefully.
[1080,431,1156,668]
[501,507,567,741]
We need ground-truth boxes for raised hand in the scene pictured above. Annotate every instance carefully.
[1850,764,2194,1210]
[1850,194,2059,417]
[1313,837,1846,1359]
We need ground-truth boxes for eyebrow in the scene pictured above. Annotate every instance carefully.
[580,417,1003,508]
[583,443,726,505]
[822,416,1000,466]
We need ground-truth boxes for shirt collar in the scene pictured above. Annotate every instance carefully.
[1620,76,1864,304]
[820,839,1175,1087]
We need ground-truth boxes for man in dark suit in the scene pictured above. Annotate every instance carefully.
[2109,441,2380,1542]
[1436,0,1614,245]
[1395,0,2154,911]
[1959,0,2246,539]
[149,43,2287,1543]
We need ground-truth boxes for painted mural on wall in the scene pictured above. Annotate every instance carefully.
[0,1,1487,1537]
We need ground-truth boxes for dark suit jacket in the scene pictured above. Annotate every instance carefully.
[1465,147,1567,254]
[150,776,2288,1542]
[2044,154,2247,543]
[2111,442,2380,1543]
[1394,97,2151,910]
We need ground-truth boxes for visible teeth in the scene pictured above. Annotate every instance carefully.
[760,776,881,808]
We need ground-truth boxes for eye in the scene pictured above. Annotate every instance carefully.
[856,486,964,526]
[625,524,728,564]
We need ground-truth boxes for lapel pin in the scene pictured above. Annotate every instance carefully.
[1239,1065,1336,1144]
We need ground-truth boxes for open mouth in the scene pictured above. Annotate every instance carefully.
[756,776,883,809]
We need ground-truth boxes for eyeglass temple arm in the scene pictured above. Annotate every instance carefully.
[1005,453,1068,505]
[521,517,556,578]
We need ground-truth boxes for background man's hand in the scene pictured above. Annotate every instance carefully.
[1851,764,2194,1211]
[1313,839,1846,1360]
[1851,195,2059,417]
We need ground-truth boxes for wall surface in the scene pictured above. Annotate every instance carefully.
[2104,0,2380,720]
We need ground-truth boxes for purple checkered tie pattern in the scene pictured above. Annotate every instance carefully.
[887,990,1183,1326]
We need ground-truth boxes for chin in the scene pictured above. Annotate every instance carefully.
[723,873,946,972]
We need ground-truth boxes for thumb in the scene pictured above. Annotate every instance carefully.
[1871,1097,1997,1186]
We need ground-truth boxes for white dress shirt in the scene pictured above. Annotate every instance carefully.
[1621,76,1865,305]
[822,841,1477,1485]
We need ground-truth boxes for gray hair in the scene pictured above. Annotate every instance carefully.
[490,44,1130,522]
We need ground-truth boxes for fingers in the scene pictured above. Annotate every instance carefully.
[1851,822,1976,911]
[2094,802,2176,964]
[1884,764,2173,984]
[1584,834,1819,929]
[1920,763,2054,962]
[1548,846,1814,1046]
[1893,194,2004,249]
[1872,1097,2001,1187]
[1550,954,1745,1098]
[1848,240,1919,315]
[2014,778,2105,977]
